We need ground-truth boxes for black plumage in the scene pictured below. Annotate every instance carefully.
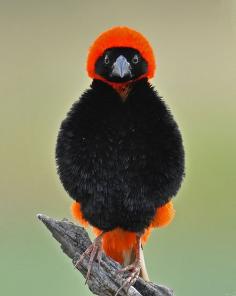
[56,78,185,232]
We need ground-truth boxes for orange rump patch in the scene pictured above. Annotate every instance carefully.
[92,226,153,264]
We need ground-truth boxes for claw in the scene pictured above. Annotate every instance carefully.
[115,232,143,295]
[97,249,103,270]
[74,232,105,284]
[74,231,145,295]
[115,259,141,296]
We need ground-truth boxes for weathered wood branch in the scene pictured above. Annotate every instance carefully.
[37,214,174,296]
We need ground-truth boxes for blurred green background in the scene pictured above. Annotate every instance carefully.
[0,0,235,295]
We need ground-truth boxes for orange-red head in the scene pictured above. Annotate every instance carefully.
[87,26,156,86]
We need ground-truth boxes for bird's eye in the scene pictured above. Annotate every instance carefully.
[132,54,139,64]
[104,55,110,64]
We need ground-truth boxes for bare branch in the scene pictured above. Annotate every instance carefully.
[37,214,174,296]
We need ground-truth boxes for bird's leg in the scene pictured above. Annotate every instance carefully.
[140,245,150,281]
[74,231,105,284]
[115,233,142,296]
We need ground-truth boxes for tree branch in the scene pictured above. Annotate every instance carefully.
[37,214,174,296]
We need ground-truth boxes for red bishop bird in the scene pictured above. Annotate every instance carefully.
[56,26,185,294]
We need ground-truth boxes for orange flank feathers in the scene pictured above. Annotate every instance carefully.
[87,26,156,83]
[151,201,175,227]
[71,202,89,227]
[71,201,175,264]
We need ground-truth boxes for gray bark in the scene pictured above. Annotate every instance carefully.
[37,214,174,296]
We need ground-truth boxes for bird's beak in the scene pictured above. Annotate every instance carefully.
[111,55,132,78]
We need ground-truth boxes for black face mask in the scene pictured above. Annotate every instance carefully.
[95,47,148,83]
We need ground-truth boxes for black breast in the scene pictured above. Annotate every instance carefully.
[56,78,185,232]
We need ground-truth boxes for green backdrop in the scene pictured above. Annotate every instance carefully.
[1,1,235,295]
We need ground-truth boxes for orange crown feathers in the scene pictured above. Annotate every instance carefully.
[87,26,156,81]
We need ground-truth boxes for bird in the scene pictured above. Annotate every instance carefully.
[56,26,185,294]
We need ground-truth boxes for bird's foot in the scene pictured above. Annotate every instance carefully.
[115,258,141,296]
[74,232,104,284]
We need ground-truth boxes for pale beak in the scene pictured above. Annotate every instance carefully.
[111,55,132,78]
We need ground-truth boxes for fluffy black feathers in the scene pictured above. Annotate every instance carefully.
[56,78,185,232]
